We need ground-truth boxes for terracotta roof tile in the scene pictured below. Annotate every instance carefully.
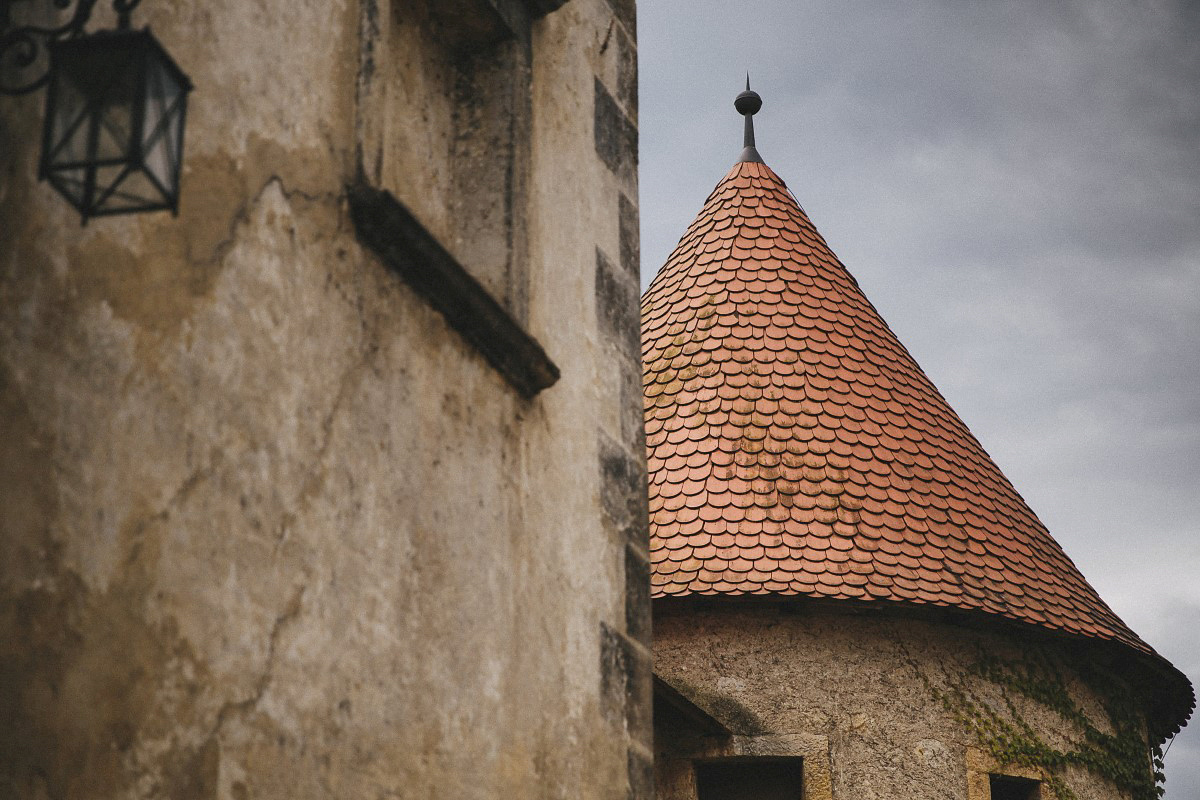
[642,159,1153,656]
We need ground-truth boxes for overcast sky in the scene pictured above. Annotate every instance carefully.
[638,1,1200,795]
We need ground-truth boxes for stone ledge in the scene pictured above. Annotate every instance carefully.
[347,182,559,399]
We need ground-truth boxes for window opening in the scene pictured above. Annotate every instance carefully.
[695,759,804,800]
[989,773,1041,800]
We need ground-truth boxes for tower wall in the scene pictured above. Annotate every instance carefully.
[0,0,648,797]
[654,604,1155,800]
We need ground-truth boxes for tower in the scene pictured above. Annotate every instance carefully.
[0,1,648,797]
[644,87,1192,800]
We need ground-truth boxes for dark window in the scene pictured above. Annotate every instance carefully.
[990,774,1040,800]
[695,759,803,800]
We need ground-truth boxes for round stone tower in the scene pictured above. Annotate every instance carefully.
[643,89,1192,800]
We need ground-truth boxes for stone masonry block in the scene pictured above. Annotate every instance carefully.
[594,78,637,186]
[624,543,651,646]
[595,247,641,360]
[619,193,640,281]
[599,431,649,537]
[599,621,652,747]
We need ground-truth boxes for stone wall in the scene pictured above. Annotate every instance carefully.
[654,604,1155,800]
[0,0,647,797]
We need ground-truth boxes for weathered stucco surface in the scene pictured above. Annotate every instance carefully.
[1,0,647,797]
[654,604,1154,800]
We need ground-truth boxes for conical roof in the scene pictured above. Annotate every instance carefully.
[644,156,1152,653]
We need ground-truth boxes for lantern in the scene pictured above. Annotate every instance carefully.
[39,28,191,223]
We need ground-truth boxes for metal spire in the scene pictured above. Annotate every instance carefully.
[734,75,764,164]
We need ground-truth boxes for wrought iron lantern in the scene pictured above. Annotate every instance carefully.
[1,0,192,223]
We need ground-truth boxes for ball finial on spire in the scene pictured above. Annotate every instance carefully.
[734,75,762,117]
[734,76,764,164]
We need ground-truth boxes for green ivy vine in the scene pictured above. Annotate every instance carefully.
[924,647,1164,800]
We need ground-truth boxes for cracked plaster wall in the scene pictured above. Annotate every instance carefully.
[654,605,1151,800]
[0,0,642,797]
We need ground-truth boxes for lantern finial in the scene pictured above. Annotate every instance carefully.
[113,0,143,31]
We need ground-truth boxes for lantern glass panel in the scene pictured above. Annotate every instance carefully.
[51,37,139,163]
[141,51,185,196]
[93,74,137,162]
[45,66,92,166]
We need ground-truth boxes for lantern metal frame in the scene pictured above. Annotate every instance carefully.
[1,0,191,224]
[38,27,192,220]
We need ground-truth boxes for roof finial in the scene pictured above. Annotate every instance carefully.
[734,76,764,164]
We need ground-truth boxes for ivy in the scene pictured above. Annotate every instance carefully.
[926,648,1163,800]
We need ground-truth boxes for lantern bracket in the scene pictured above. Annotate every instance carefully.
[0,0,142,95]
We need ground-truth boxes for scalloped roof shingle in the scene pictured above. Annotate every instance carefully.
[642,158,1151,654]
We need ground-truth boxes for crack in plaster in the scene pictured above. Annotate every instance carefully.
[121,462,216,563]
[200,174,344,273]
[209,583,307,737]
[272,335,373,553]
